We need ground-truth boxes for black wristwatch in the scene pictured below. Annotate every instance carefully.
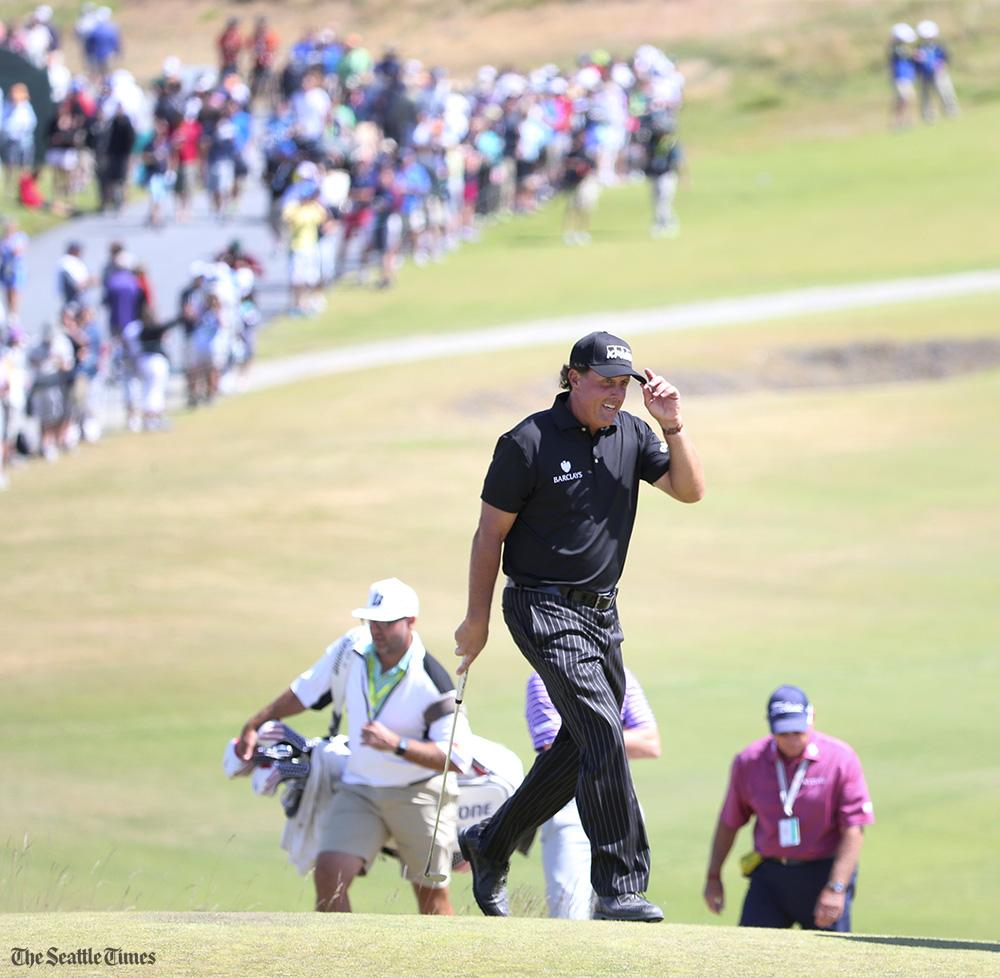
[825,880,847,894]
[394,737,409,757]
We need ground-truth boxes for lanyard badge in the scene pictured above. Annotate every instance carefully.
[778,817,801,847]
[364,649,406,722]
[776,757,810,848]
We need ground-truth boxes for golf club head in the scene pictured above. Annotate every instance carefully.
[423,870,448,883]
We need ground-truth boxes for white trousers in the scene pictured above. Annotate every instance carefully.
[652,172,679,229]
[140,353,170,414]
[540,798,594,919]
[920,70,959,120]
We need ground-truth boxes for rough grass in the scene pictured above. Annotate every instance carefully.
[0,913,998,978]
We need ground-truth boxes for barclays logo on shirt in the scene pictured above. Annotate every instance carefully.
[553,461,583,484]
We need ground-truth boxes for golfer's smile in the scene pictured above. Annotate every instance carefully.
[570,370,631,433]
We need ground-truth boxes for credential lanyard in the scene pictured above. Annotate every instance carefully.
[365,650,406,722]
[776,757,811,818]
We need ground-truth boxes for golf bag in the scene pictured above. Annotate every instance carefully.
[223,724,528,869]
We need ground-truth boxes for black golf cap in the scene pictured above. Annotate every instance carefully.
[569,331,645,383]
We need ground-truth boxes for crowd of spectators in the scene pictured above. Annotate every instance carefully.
[0,233,262,488]
[255,33,687,298]
[1,5,691,490]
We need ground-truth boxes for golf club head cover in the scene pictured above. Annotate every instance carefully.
[251,763,282,796]
[257,720,309,753]
[222,738,255,779]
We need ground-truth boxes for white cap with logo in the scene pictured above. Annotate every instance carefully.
[351,578,419,621]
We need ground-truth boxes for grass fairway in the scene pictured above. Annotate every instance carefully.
[4,0,999,968]
[1,914,998,978]
[2,292,999,942]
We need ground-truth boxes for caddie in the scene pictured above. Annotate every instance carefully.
[236,577,472,914]
[703,685,875,931]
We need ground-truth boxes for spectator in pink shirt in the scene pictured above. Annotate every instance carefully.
[703,685,874,932]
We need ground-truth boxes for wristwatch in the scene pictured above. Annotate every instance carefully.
[825,880,847,894]
[394,737,409,757]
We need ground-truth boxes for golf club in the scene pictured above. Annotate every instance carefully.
[422,670,468,882]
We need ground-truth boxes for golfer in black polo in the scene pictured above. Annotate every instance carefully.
[454,331,705,922]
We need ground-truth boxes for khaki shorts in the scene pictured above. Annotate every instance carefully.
[319,776,458,887]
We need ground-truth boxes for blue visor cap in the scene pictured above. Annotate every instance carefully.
[767,685,813,733]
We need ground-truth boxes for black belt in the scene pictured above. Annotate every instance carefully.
[506,580,618,611]
[763,856,830,867]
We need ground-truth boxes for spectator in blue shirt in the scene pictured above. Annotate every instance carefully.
[397,148,432,262]
[888,23,917,129]
[84,7,121,76]
[914,20,959,121]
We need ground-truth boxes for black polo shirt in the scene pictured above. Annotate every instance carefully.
[481,391,672,592]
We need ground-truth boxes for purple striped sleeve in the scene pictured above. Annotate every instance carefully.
[621,668,657,730]
[525,672,563,751]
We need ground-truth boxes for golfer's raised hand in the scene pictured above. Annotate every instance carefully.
[641,368,682,430]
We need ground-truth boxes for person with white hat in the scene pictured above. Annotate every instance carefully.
[84,7,121,78]
[888,23,918,129]
[235,578,472,914]
[914,20,960,121]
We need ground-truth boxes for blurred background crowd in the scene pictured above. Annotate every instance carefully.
[0,4,691,490]
[0,5,960,491]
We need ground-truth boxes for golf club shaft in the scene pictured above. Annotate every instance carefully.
[422,670,468,879]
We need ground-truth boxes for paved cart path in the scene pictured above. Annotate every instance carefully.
[245,268,1000,392]
[20,167,283,345]
[18,183,1000,414]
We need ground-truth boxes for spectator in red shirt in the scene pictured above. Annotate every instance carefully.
[217,17,243,77]
[704,686,875,932]
[171,103,203,223]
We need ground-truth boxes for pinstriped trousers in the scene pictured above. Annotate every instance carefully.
[478,586,651,898]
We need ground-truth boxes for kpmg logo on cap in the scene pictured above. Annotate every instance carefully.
[606,344,633,362]
[371,592,383,606]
